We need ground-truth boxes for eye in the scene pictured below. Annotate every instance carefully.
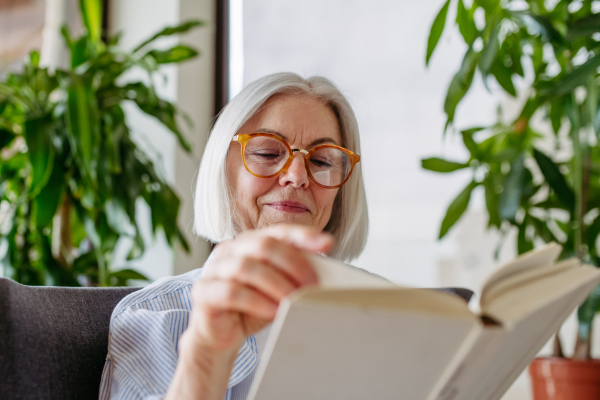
[252,151,282,160]
[310,156,333,168]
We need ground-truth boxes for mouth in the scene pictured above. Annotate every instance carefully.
[265,201,310,213]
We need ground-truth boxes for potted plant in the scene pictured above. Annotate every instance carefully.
[0,1,203,287]
[423,0,600,398]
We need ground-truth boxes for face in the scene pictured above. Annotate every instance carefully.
[227,94,342,232]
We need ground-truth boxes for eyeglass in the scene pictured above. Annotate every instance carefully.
[231,132,360,189]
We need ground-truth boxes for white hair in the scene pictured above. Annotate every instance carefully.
[193,72,368,262]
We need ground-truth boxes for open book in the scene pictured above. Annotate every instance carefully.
[247,243,600,400]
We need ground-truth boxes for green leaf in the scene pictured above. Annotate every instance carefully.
[439,181,478,239]
[517,221,534,254]
[533,148,575,211]
[529,215,557,243]
[578,284,600,342]
[484,174,501,228]
[60,25,73,49]
[444,48,480,124]
[23,115,55,196]
[72,251,97,274]
[539,53,600,97]
[79,0,103,44]
[82,214,101,249]
[456,0,478,45]
[145,45,199,64]
[510,12,566,45]
[566,14,600,42]
[425,0,451,66]
[0,97,7,115]
[0,128,15,150]
[461,128,482,158]
[40,235,80,287]
[125,83,191,152]
[127,230,145,261]
[502,37,524,77]
[66,75,100,186]
[490,58,516,96]
[479,20,500,80]
[549,98,566,134]
[71,36,91,68]
[109,268,150,286]
[421,157,469,172]
[134,20,206,52]
[586,214,600,251]
[34,154,65,228]
[513,97,542,133]
[594,107,600,139]
[177,228,190,253]
[105,198,132,235]
[29,51,40,67]
[498,153,525,220]
[474,0,497,13]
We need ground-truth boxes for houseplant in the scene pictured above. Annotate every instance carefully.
[0,1,203,287]
[423,0,600,397]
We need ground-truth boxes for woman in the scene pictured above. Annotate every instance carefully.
[99,72,369,400]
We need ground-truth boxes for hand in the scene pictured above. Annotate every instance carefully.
[188,224,333,352]
[167,225,333,400]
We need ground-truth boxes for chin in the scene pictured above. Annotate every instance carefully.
[264,214,315,228]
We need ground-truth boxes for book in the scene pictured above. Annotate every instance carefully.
[247,243,600,400]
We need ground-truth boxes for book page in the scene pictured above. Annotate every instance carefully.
[297,287,473,318]
[306,254,396,288]
[248,295,479,400]
[483,263,600,323]
[480,242,562,298]
[480,259,577,310]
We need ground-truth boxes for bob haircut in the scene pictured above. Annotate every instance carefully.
[193,72,368,262]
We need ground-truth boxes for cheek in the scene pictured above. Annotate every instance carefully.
[233,165,274,208]
[314,187,339,216]
[238,175,271,201]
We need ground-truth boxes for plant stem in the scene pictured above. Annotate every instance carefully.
[552,333,564,358]
[56,195,71,268]
[574,326,592,360]
[572,92,584,257]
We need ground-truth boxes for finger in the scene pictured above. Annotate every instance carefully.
[194,278,279,320]
[263,224,334,254]
[209,257,299,302]
[232,236,319,286]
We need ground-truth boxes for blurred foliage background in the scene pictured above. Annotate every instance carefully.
[422,0,600,358]
[0,0,203,287]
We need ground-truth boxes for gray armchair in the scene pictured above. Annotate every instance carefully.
[0,277,140,400]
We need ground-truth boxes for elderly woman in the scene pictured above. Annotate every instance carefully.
[99,72,369,400]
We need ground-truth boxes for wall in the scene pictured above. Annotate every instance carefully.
[109,0,213,280]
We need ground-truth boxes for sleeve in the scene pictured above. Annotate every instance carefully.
[99,307,191,400]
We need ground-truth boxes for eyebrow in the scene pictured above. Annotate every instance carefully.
[255,128,339,147]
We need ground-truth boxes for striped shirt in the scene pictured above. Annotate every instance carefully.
[98,267,271,400]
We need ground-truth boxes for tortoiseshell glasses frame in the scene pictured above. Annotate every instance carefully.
[231,132,360,189]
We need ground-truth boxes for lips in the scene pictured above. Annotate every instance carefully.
[265,201,310,213]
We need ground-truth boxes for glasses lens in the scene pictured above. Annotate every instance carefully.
[244,136,289,176]
[308,147,351,187]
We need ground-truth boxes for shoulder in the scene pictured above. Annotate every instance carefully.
[111,267,204,322]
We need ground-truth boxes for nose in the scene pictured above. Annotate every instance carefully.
[279,152,310,189]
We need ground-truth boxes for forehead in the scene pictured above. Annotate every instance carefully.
[242,94,342,146]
